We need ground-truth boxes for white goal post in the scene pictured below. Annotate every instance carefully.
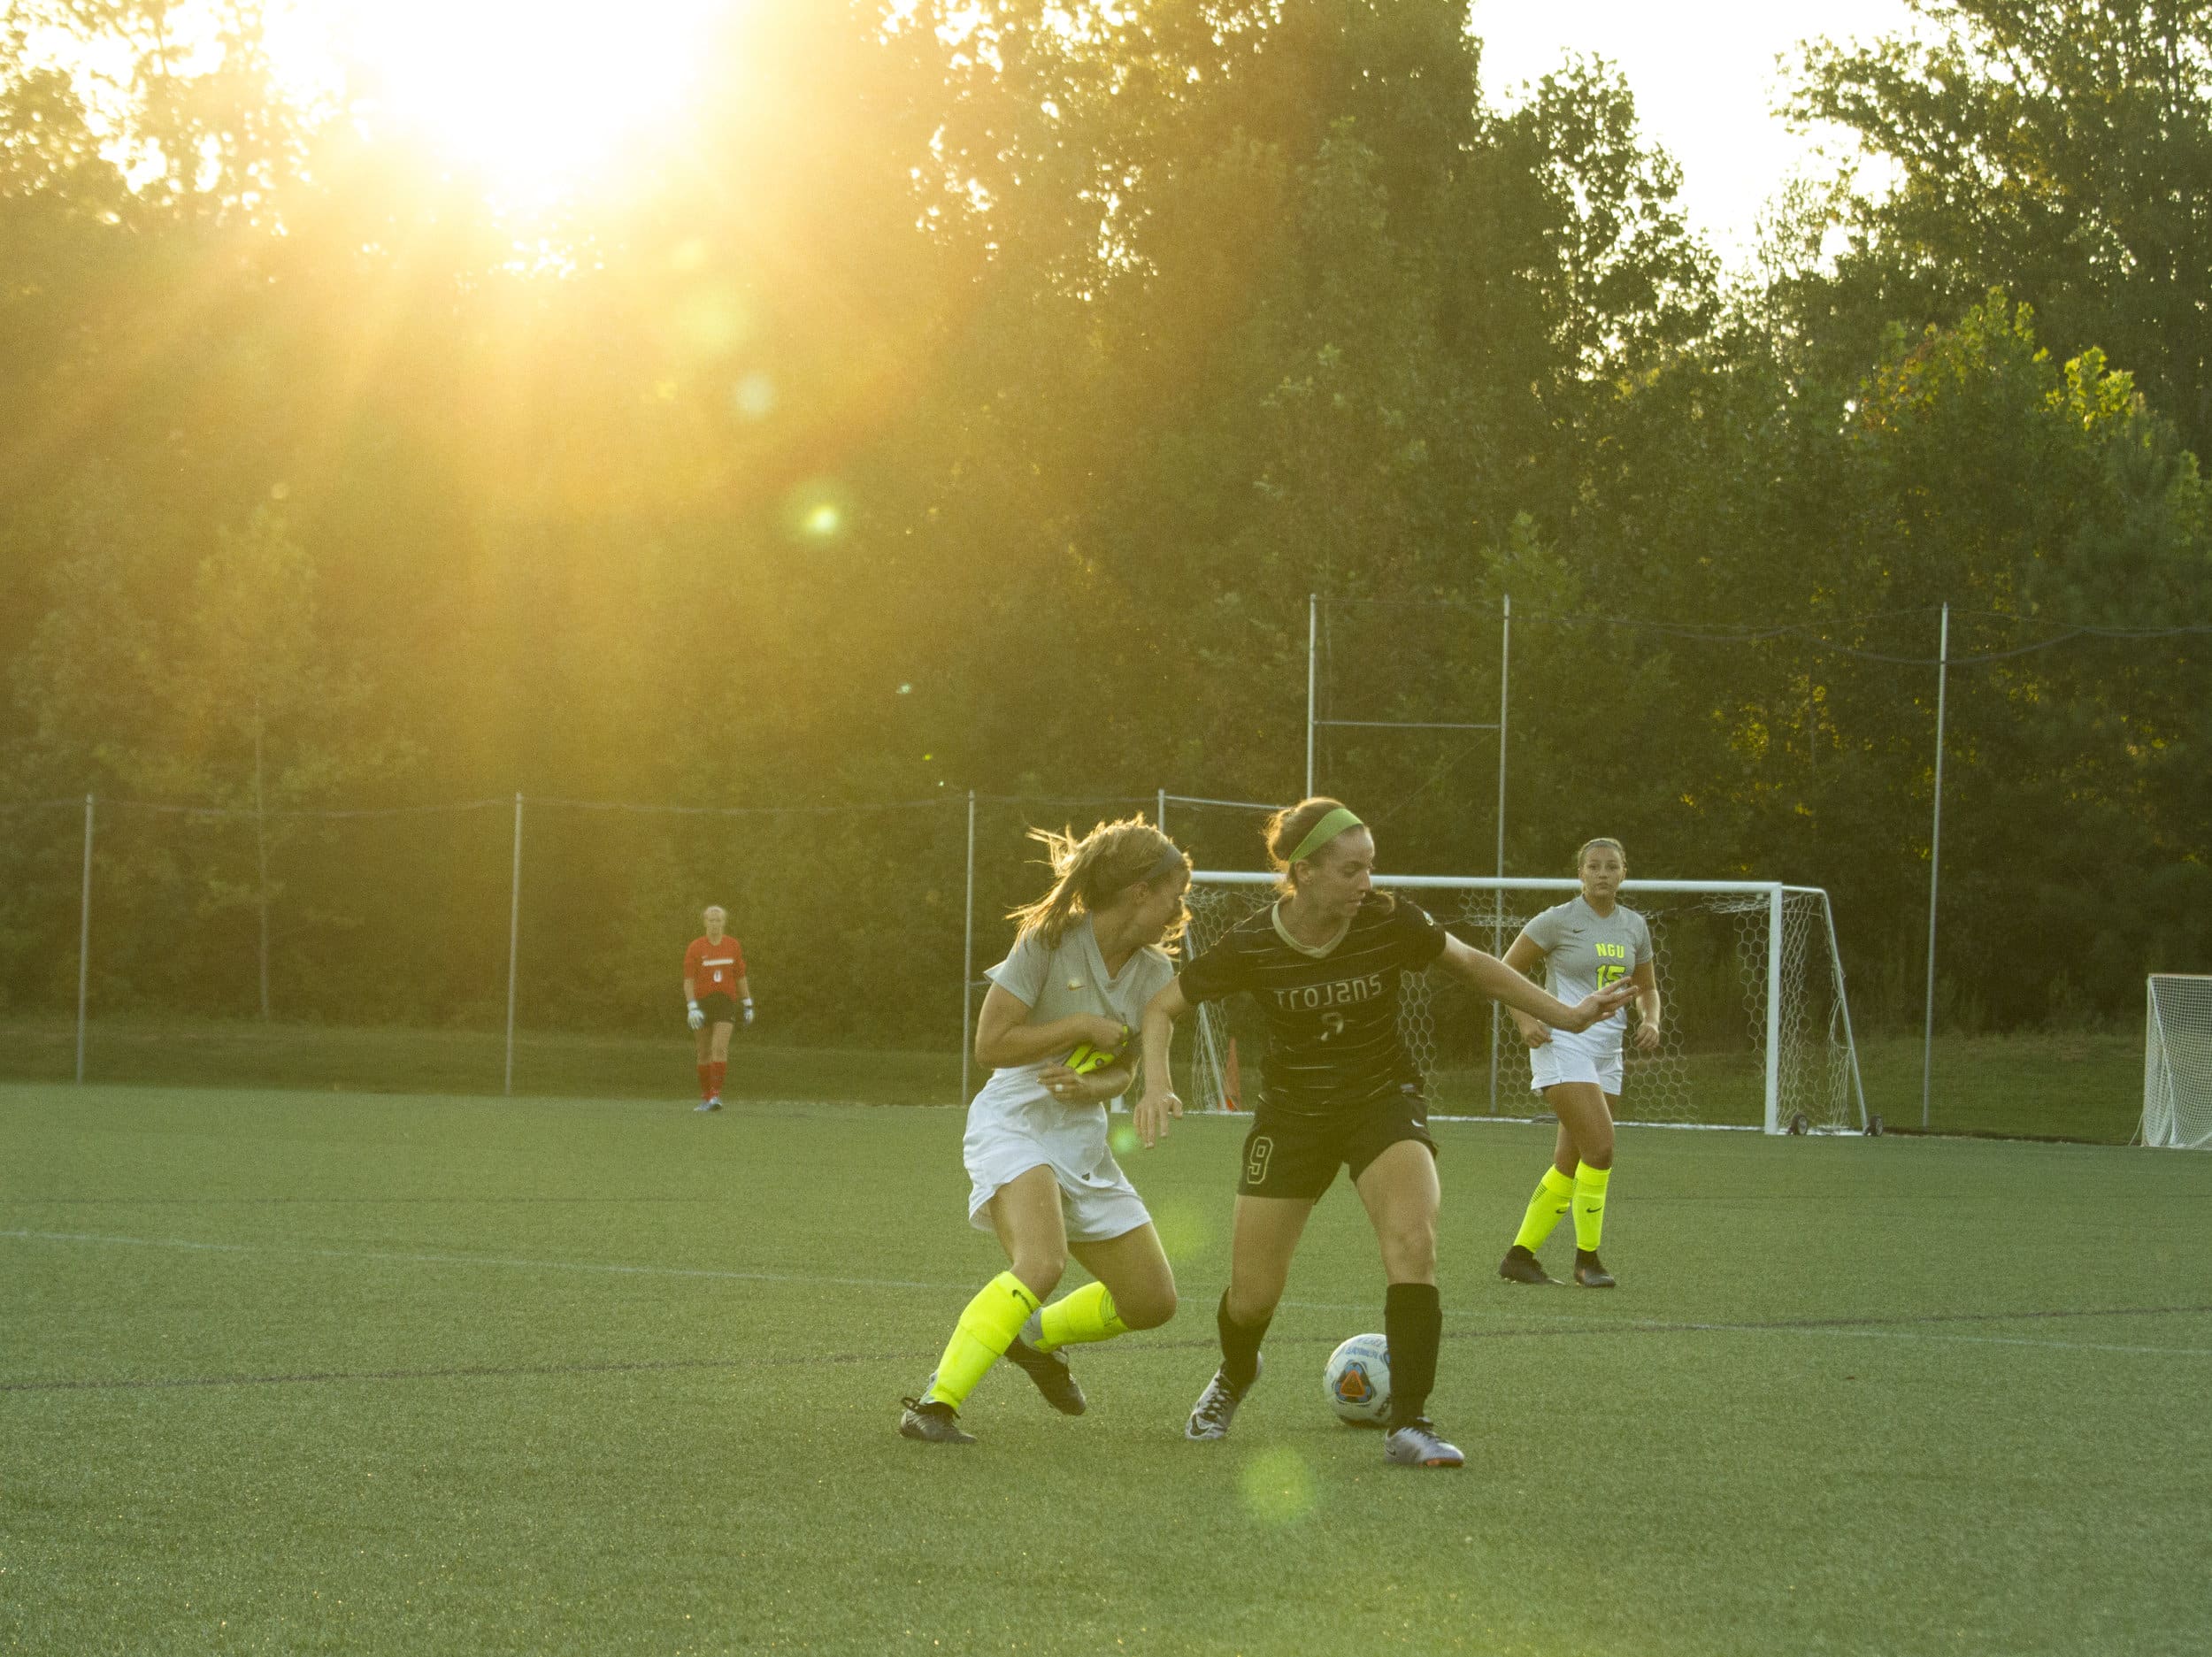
[2141,974,2212,1150]
[1180,873,1869,1135]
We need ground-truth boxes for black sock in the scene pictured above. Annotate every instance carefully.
[1384,1281,1441,1429]
[1217,1290,1271,1392]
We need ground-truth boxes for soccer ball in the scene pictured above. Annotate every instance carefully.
[1323,1332,1391,1428]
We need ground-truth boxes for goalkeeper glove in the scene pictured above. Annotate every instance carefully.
[742,998,755,1026]
[687,1001,704,1031]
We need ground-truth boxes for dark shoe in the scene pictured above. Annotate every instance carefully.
[1002,1336,1087,1415]
[1184,1354,1261,1441]
[1498,1244,1559,1286]
[1573,1249,1616,1289]
[897,1396,977,1444]
[1384,1417,1465,1468]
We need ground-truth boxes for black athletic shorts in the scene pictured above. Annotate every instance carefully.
[698,993,740,1027]
[1235,1085,1436,1200]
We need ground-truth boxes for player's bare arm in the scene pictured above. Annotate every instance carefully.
[1041,1056,1136,1106]
[1133,980,1189,1147]
[973,984,1126,1070]
[1631,959,1663,1051]
[1440,936,1636,1032]
[1501,931,1552,1047]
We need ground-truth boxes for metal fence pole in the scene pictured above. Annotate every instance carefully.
[254,718,271,1022]
[75,794,94,1085]
[1488,594,1510,1115]
[1156,787,1166,832]
[1305,594,1317,799]
[1765,883,1785,1134]
[504,792,523,1099]
[962,790,976,1107]
[1920,603,1949,1130]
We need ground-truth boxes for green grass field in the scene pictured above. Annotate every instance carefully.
[0,1016,2149,1141]
[5,1082,2209,1654]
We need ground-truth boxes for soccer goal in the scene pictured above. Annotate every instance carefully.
[1180,874,1868,1134]
[2140,975,2212,1149]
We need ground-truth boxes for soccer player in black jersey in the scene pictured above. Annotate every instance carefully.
[1135,798,1636,1469]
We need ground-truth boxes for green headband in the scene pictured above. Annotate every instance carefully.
[1288,806,1364,867]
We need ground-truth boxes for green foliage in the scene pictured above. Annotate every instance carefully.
[0,1,2204,1042]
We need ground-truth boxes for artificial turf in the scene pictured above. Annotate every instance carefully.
[4,1084,2208,1654]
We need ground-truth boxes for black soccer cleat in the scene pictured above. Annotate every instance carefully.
[1184,1354,1261,1441]
[897,1396,978,1445]
[1002,1336,1087,1415]
[1383,1416,1465,1469]
[1498,1244,1560,1286]
[1573,1249,1617,1289]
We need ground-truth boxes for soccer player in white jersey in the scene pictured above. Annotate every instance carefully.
[1135,799,1636,1469]
[1495,836,1662,1289]
[898,818,1190,1445]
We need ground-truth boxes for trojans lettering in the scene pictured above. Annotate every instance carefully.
[1270,972,1386,1012]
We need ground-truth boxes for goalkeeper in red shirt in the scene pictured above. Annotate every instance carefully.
[683,906,753,1111]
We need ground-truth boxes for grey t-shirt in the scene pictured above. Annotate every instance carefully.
[1521,896,1652,1035]
[985,919,1176,1062]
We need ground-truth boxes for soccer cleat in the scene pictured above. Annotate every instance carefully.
[695,1097,722,1112]
[1497,1244,1559,1286]
[1384,1417,1465,1469]
[1002,1336,1086,1415]
[897,1396,977,1445]
[1573,1250,1617,1289]
[1184,1354,1261,1441]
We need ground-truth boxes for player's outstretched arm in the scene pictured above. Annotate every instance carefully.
[1440,936,1637,1032]
[1133,980,1190,1148]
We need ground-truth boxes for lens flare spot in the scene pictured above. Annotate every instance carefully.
[1148,1195,1215,1261]
[675,292,750,357]
[732,372,777,420]
[1239,1447,1316,1525]
[782,479,850,541]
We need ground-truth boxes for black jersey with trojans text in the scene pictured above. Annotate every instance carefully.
[1176,893,1448,1118]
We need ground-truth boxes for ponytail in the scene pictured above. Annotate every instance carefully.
[1008,817,1192,949]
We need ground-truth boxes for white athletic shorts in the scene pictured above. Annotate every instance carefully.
[963,1065,1151,1244]
[1528,1028,1624,1097]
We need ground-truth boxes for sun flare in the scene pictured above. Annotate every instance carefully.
[310,0,727,203]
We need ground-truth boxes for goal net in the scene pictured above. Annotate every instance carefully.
[2141,975,2212,1150]
[1179,875,1866,1134]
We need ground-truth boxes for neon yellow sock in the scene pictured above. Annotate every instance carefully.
[1573,1162,1612,1253]
[924,1270,1041,1409]
[1034,1281,1128,1354]
[1512,1165,1577,1253]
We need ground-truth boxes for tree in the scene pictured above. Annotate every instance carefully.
[1790,0,2212,455]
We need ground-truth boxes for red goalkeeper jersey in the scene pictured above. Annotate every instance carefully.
[685,936,748,998]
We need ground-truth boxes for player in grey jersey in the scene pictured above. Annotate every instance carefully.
[1495,836,1662,1289]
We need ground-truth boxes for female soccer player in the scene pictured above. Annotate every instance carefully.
[1135,799,1635,1469]
[683,905,753,1112]
[1495,836,1660,1289]
[898,817,1191,1445]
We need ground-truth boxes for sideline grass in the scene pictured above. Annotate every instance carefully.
[4,1082,2209,1654]
[0,1016,2148,1140]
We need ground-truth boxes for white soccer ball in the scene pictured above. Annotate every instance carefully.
[1323,1332,1391,1427]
